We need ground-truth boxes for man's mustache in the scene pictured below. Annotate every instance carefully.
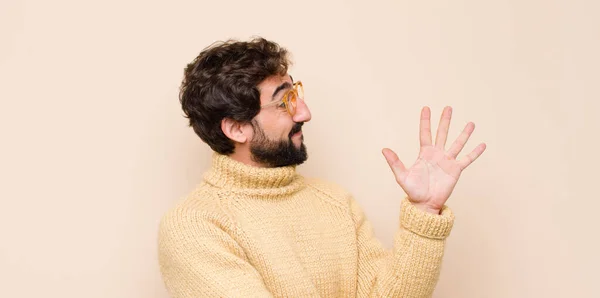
[289,123,304,137]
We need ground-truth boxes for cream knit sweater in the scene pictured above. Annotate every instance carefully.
[158,153,455,297]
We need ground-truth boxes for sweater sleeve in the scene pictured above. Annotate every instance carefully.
[158,209,274,298]
[351,197,455,298]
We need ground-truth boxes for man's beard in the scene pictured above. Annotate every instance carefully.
[250,121,308,168]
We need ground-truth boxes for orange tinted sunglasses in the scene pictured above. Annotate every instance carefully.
[260,81,304,116]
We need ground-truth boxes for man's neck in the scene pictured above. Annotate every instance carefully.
[204,153,300,192]
[228,146,268,168]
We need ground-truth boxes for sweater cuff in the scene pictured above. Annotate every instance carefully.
[400,197,455,239]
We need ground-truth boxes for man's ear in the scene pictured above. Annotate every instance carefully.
[221,118,249,144]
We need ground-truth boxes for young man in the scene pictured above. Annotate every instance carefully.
[158,37,486,297]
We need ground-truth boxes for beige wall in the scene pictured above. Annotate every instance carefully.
[1,0,598,297]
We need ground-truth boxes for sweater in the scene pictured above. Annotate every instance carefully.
[158,153,455,297]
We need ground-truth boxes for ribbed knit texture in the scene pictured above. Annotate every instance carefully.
[158,153,455,297]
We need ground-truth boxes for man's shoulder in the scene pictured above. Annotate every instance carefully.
[303,177,354,208]
[159,184,232,236]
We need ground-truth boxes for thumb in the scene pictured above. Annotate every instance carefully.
[382,148,407,179]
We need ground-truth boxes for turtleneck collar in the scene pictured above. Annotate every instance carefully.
[203,153,305,195]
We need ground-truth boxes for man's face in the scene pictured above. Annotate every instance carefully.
[250,75,312,167]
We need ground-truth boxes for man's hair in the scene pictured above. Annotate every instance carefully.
[179,37,291,154]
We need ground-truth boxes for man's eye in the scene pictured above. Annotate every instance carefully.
[277,102,286,108]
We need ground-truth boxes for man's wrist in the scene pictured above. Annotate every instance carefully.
[412,202,441,215]
[400,198,454,239]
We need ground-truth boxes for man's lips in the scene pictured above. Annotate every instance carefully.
[290,123,304,137]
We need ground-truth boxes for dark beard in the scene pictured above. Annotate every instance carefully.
[250,122,308,167]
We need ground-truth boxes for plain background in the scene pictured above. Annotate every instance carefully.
[1,0,598,297]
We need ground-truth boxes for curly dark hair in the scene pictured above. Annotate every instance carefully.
[179,37,291,154]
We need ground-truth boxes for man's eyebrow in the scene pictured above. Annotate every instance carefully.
[271,82,292,100]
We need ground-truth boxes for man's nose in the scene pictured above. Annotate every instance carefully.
[293,97,311,123]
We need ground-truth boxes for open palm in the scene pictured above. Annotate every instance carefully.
[382,106,486,214]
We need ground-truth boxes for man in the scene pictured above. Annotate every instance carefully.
[158,37,486,297]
